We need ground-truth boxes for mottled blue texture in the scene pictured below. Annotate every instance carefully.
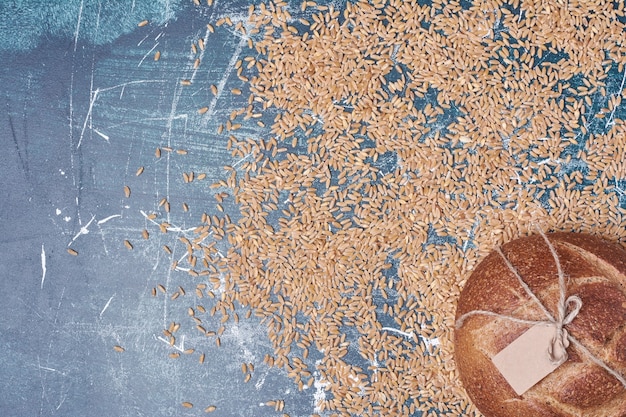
[0,2,320,415]
[0,0,183,51]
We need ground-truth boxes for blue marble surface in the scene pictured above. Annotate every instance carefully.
[3,0,626,416]
[0,1,321,416]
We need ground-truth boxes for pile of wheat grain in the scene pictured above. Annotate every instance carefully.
[144,0,626,415]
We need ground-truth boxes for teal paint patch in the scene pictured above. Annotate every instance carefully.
[0,0,183,52]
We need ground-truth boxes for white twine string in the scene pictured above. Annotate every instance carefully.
[455,229,626,389]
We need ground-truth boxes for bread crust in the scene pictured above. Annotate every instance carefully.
[454,233,626,417]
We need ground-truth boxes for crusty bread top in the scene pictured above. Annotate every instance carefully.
[454,233,626,417]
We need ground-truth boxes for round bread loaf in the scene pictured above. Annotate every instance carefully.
[454,232,626,417]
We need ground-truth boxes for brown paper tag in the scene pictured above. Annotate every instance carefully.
[491,323,566,396]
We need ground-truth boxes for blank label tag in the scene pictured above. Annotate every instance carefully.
[491,324,566,396]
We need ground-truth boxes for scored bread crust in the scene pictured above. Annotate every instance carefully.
[454,233,626,417]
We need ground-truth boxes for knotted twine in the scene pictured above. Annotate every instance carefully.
[455,229,626,389]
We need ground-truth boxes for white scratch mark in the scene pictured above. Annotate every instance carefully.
[423,337,440,348]
[139,210,196,233]
[201,34,248,126]
[156,334,185,352]
[85,25,98,154]
[95,223,110,257]
[40,244,46,290]
[77,80,167,149]
[171,242,191,271]
[97,214,121,225]
[68,0,83,140]
[157,72,189,327]
[56,395,66,411]
[93,128,109,142]
[189,27,212,82]
[255,370,268,390]
[606,69,626,128]
[37,364,60,373]
[73,0,84,52]
[176,248,190,264]
[138,42,159,67]
[77,88,99,150]
[137,32,151,46]
[536,158,560,166]
[96,79,169,94]
[232,152,253,168]
[106,115,187,130]
[67,0,83,243]
[70,214,96,244]
[100,294,115,318]
[164,89,179,226]
[37,355,46,415]
[381,326,416,342]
